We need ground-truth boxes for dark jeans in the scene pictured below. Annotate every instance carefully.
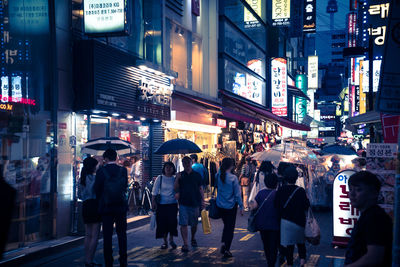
[259,230,280,266]
[102,213,127,267]
[218,205,237,251]
[285,243,306,265]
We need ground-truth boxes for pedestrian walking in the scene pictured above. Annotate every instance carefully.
[239,156,255,211]
[95,149,128,267]
[151,162,178,250]
[216,158,244,258]
[250,172,279,266]
[249,161,275,203]
[79,156,102,267]
[190,154,208,187]
[344,171,392,267]
[174,156,205,252]
[275,166,310,267]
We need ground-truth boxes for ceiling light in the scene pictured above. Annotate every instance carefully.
[140,117,146,121]
[112,113,120,117]
[127,114,133,119]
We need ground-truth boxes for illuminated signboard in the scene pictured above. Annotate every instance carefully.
[231,60,263,105]
[272,0,290,27]
[1,77,9,103]
[216,119,227,128]
[333,170,359,246]
[139,77,173,106]
[271,58,287,116]
[0,76,36,105]
[9,0,49,35]
[347,12,357,47]
[11,76,22,99]
[244,0,262,28]
[295,74,307,123]
[84,0,127,35]
[308,56,318,89]
[361,60,382,93]
[303,0,316,32]
[359,61,366,114]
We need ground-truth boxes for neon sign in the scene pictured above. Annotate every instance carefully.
[0,103,13,111]
[0,94,36,105]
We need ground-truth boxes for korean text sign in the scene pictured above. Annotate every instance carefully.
[333,170,359,245]
[271,58,287,116]
[84,0,126,34]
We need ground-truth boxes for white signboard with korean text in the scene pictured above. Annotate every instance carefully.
[1,76,9,103]
[367,143,397,158]
[271,58,287,116]
[361,60,382,93]
[333,170,359,246]
[308,56,318,89]
[84,0,126,34]
[272,0,290,26]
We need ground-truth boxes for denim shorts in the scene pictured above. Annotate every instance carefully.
[179,205,200,227]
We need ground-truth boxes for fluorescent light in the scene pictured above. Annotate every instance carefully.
[92,110,106,114]
[112,113,120,117]
[153,119,160,122]
[120,118,126,121]
[165,120,222,134]
[127,114,133,119]
[134,120,140,123]
[140,117,146,121]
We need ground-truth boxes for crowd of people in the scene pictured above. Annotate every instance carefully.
[76,148,393,267]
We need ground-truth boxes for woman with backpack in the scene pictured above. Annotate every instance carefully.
[250,173,279,266]
[79,156,101,267]
[216,158,243,258]
[151,162,178,250]
[275,166,310,267]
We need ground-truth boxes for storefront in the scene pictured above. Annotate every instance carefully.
[73,40,173,189]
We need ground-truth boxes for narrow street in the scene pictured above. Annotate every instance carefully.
[21,210,346,267]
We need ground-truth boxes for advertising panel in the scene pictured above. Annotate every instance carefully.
[271,58,287,116]
[308,56,318,89]
[244,0,262,28]
[295,74,307,123]
[272,0,290,26]
[347,12,357,47]
[359,61,366,114]
[333,170,359,246]
[364,1,390,56]
[1,77,9,103]
[84,0,127,35]
[350,85,355,116]
[361,60,382,93]
[303,0,316,32]
[9,0,49,35]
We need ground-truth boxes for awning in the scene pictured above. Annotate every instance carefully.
[288,85,310,101]
[220,90,311,131]
[172,90,261,124]
[345,111,381,126]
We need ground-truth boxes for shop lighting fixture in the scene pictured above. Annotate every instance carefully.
[127,114,133,119]
[120,118,126,121]
[134,120,140,123]
[165,120,222,134]
[153,119,160,122]
[92,110,107,114]
[112,113,120,117]
[140,117,146,121]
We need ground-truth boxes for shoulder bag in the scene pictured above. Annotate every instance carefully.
[247,190,274,232]
[208,186,220,219]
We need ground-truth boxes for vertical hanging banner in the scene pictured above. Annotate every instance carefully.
[359,61,366,114]
[295,74,307,123]
[308,56,318,89]
[361,60,382,93]
[303,0,316,32]
[244,0,262,28]
[347,12,357,47]
[272,0,290,27]
[271,58,288,116]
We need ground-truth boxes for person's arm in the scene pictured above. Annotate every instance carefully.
[151,176,160,209]
[249,198,258,210]
[233,175,244,213]
[199,185,205,210]
[344,245,386,267]
[174,172,181,200]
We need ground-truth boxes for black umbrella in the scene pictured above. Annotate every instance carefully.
[81,137,137,156]
[154,138,202,155]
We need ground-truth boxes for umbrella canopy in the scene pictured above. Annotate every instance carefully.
[251,143,319,166]
[154,138,202,155]
[321,144,357,156]
[81,137,137,156]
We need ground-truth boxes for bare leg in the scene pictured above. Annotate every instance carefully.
[88,223,100,263]
[191,224,197,241]
[181,226,188,246]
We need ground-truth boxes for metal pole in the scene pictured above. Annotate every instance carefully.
[393,129,400,266]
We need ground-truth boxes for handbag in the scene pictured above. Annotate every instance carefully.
[305,207,320,245]
[149,211,156,231]
[247,190,274,233]
[201,210,212,234]
[154,175,162,205]
[208,186,220,219]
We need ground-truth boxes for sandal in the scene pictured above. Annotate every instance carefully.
[181,245,189,252]
[169,241,177,250]
[191,239,198,247]
[160,243,168,249]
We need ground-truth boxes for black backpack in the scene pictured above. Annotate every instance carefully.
[102,167,126,205]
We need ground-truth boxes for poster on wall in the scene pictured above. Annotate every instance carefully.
[303,0,316,32]
[332,170,359,246]
[308,56,318,89]
[271,58,287,116]
[272,0,290,26]
[366,143,396,218]
[84,0,127,35]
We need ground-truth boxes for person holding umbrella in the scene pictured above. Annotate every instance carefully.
[174,156,205,252]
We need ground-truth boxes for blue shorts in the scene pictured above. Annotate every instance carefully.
[179,205,200,227]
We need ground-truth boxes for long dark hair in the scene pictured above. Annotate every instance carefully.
[220,158,234,183]
[255,161,275,183]
[80,157,98,186]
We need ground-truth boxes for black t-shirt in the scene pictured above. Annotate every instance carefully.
[345,205,393,266]
[275,184,310,227]
[178,170,202,207]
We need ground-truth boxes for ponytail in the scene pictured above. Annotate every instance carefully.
[220,158,234,183]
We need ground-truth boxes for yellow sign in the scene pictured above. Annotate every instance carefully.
[272,0,290,21]
[0,103,13,111]
[359,61,366,114]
